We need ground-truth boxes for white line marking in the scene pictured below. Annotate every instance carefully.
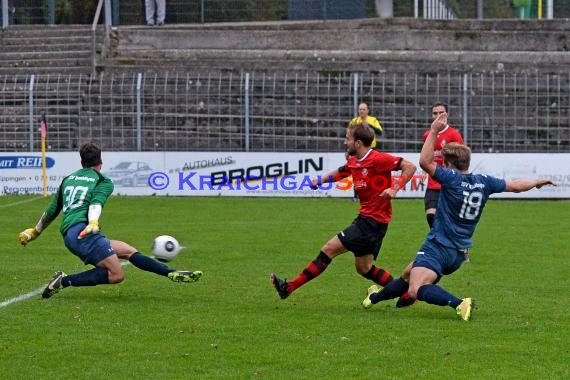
[0,288,44,308]
[0,260,133,309]
[0,196,45,209]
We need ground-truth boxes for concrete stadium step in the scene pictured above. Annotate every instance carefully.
[0,66,92,75]
[0,60,91,69]
[116,28,567,53]
[103,48,570,73]
[2,24,96,37]
[114,19,570,52]
[103,18,570,74]
[0,24,104,75]
[2,43,94,53]
[2,37,94,47]
[0,51,91,61]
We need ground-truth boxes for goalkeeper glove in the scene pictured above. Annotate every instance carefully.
[78,221,100,239]
[19,228,40,246]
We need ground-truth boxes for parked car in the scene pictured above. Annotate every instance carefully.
[106,161,153,187]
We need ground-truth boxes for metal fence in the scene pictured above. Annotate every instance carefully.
[2,71,569,154]
[4,0,570,26]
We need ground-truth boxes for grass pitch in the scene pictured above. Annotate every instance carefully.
[1,195,568,379]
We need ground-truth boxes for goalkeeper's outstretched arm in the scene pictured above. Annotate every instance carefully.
[19,180,64,245]
[19,212,55,246]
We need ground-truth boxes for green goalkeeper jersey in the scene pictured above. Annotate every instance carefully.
[45,168,114,235]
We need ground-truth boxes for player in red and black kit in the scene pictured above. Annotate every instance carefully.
[270,123,416,301]
[422,102,464,228]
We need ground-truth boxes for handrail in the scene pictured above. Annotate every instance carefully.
[91,0,105,77]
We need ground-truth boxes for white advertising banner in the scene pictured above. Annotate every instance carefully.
[1,152,569,198]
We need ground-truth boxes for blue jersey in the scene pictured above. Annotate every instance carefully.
[427,166,506,249]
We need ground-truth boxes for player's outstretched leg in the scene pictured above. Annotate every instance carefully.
[456,298,474,321]
[270,251,332,299]
[128,252,172,276]
[270,273,290,299]
[362,284,381,309]
[415,284,474,320]
[168,270,203,283]
[42,271,67,299]
[127,251,203,283]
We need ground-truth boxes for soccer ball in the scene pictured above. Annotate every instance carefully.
[152,235,182,262]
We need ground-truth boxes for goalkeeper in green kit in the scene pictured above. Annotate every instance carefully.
[19,141,202,299]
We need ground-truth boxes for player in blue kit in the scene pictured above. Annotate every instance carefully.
[362,112,555,320]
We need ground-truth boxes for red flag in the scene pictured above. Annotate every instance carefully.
[40,112,47,139]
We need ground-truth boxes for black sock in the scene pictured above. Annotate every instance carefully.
[129,252,172,277]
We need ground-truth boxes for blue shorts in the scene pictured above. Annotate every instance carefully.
[412,238,468,280]
[64,223,114,266]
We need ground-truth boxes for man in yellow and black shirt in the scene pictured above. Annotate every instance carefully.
[347,102,384,201]
[349,102,383,148]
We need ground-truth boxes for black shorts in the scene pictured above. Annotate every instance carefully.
[337,214,388,258]
[424,189,440,211]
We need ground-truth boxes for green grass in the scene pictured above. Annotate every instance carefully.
[1,196,569,379]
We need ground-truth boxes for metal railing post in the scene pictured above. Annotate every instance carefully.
[2,0,8,29]
[477,0,483,19]
[353,73,359,116]
[104,0,112,26]
[414,0,419,18]
[48,0,55,24]
[547,0,554,19]
[136,73,143,151]
[244,73,250,152]
[113,0,120,25]
[91,0,105,77]
[28,75,36,152]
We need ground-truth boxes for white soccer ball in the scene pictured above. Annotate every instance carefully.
[152,235,182,262]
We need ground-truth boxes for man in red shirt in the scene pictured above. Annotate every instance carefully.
[271,123,416,300]
[422,102,464,228]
